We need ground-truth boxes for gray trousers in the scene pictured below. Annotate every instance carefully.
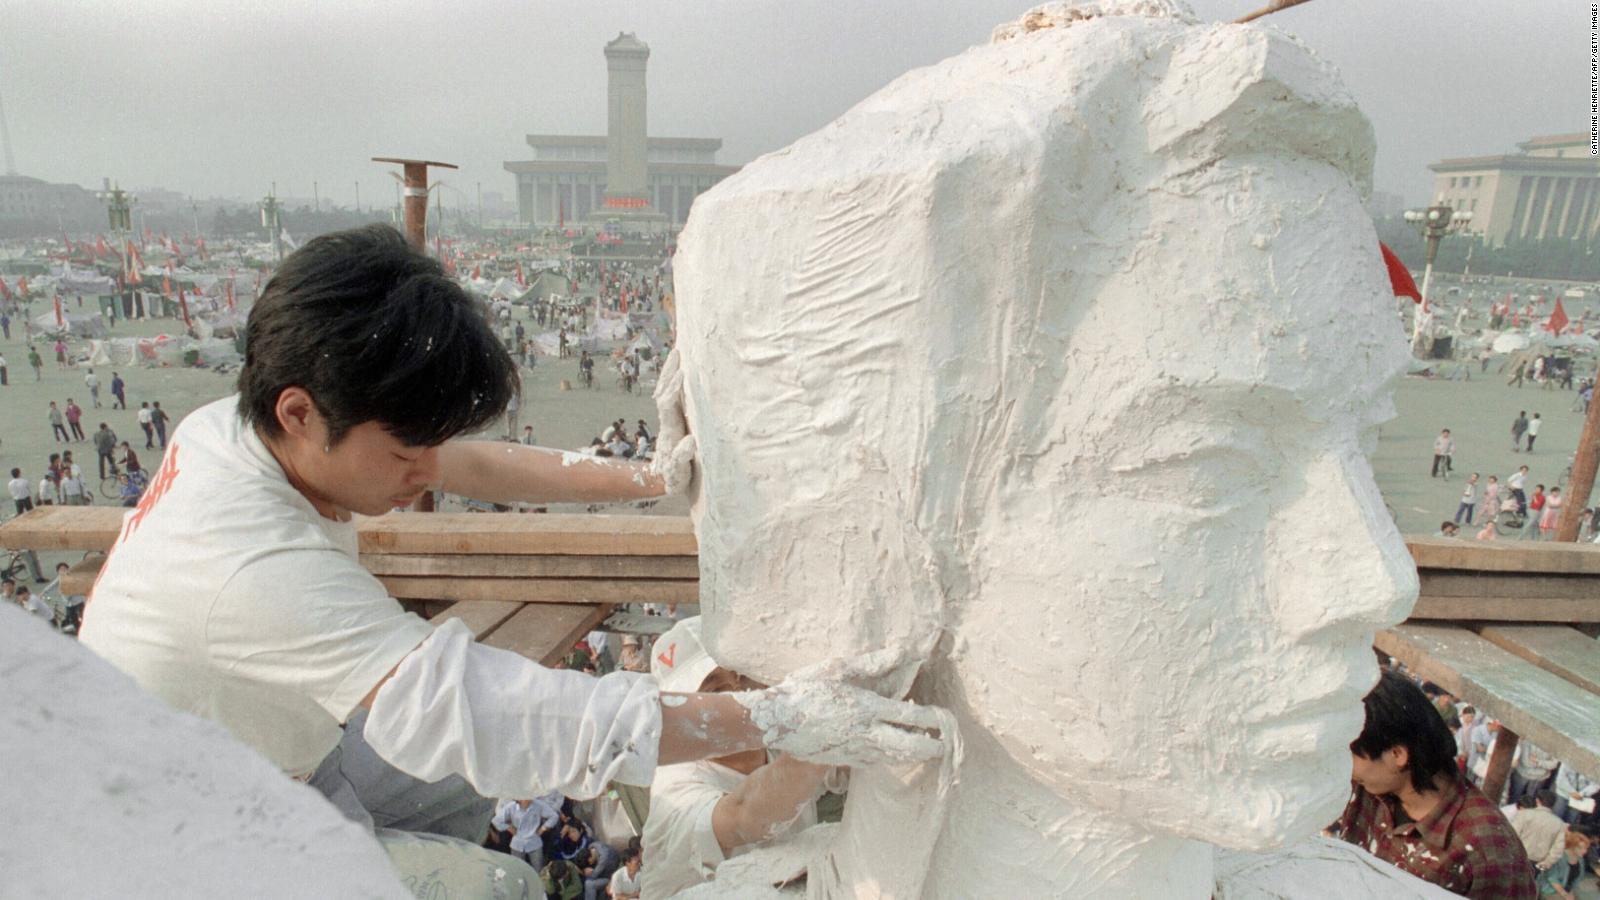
[310,708,537,899]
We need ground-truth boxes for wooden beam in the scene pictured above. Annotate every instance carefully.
[1407,536,1600,575]
[430,601,523,639]
[1476,625,1600,695]
[1481,728,1519,805]
[357,513,696,556]
[1374,624,1600,783]
[1407,595,1600,623]
[361,553,698,580]
[58,553,106,596]
[482,603,612,667]
[0,506,123,551]
[378,577,696,605]
[0,507,698,557]
[1419,572,1599,599]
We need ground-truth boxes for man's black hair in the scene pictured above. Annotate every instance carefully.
[238,224,517,447]
[1536,789,1557,808]
[1351,670,1460,794]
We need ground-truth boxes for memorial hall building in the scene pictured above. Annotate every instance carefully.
[1428,133,1600,247]
[504,33,739,228]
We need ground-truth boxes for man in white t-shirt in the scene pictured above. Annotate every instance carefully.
[1525,412,1542,452]
[78,225,943,897]
[8,467,34,516]
[642,617,844,898]
[607,847,643,899]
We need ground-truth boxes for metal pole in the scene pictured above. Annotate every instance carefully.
[1558,383,1600,541]
[355,180,361,214]
[477,182,483,229]
[314,181,320,214]
[373,158,456,250]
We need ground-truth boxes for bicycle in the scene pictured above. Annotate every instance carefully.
[102,462,148,502]
[580,366,595,389]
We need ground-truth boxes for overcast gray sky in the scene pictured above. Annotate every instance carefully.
[1,0,1584,209]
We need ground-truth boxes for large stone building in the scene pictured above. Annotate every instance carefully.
[1427,133,1600,246]
[504,33,738,229]
[0,174,102,234]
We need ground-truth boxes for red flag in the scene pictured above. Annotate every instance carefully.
[471,265,481,280]
[0,276,10,299]
[53,294,64,327]
[178,288,193,332]
[1379,242,1419,303]
[17,276,28,297]
[515,263,526,288]
[558,198,565,230]
[1547,298,1570,335]
[96,236,109,257]
[163,275,172,297]
[225,274,236,311]
[127,241,145,285]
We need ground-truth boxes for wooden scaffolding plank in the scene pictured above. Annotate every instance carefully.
[58,553,106,596]
[1408,595,1600,623]
[431,601,523,639]
[0,506,124,551]
[361,553,699,580]
[379,576,697,605]
[1375,624,1600,782]
[1407,536,1600,575]
[1476,625,1600,695]
[1419,571,1600,599]
[0,508,698,557]
[49,554,698,606]
[357,513,696,556]
[482,603,612,667]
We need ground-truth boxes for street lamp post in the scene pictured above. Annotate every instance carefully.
[260,186,283,263]
[97,184,137,277]
[1402,204,1474,344]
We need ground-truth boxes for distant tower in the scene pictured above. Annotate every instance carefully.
[0,81,17,175]
[599,33,664,225]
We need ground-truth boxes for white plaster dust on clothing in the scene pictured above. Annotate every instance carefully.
[675,0,1415,895]
[1214,837,1459,899]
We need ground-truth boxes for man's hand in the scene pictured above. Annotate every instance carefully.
[650,349,696,496]
[735,654,946,768]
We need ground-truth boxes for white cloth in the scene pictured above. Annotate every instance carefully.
[641,758,817,898]
[138,407,152,425]
[79,396,436,777]
[365,617,661,800]
[37,478,58,505]
[1528,417,1541,436]
[7,476,30,501]
[61,475,84,499]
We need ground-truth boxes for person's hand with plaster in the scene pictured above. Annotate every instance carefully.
[650,347,698,497]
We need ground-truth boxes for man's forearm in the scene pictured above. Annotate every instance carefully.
[437,440,665,504]
[711,755,829,854]
[657,692,766,764]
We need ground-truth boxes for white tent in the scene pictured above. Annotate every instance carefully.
[1491,333,1531,353]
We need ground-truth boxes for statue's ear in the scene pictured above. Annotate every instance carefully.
[1143,26,1374,197]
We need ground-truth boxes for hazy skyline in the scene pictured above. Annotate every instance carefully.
[3,0,1586,210]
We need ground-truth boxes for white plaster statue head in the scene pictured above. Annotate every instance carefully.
[675,0,1417,853]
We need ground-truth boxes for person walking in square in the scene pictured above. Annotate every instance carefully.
[110,371,126,409]
[151,401,171,449]
[1511,410,1528,452]
[28,346,43,381]
[93,422,119,480]
[1454,473,1478,526]
[1525,412,1542,452]
[47,402,68,442]
[1539,487,1562,540]
[138,402,155,449]
[1430,428,1455,479]
[85,368,102,407]
[9,468,35,516]
[0,351,8,386]
[64,399,85,441]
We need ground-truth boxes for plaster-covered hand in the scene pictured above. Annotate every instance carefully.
[735,656,946,767]
[650,349,697,496]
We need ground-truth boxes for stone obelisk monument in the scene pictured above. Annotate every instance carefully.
[599,32,667,227]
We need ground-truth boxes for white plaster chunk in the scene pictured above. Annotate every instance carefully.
[0,605,408,898]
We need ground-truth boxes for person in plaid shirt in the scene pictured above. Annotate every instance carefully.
[1330,670,1535,898]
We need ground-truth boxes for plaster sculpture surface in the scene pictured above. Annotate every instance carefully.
[674,1,1420,896]
[0,605,409,898]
